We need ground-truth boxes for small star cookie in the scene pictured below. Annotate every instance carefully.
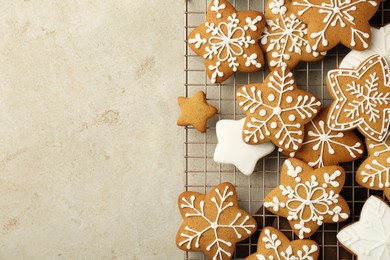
[291,0,382,52]
[282,107,365,168]
[264,158,350,239]
[177,91,218,133]
[176,182,257,260]
[188,0,265,83]
[356,132,390,201]
[236,66,321,152]
[327,54,390,142]
[261,0,326,69]
[246,227,319,260]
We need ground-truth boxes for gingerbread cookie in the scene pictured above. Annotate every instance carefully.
[264,158,350,239]
[188,0,265,83]
[177,91,218,133]
[236,66,321,152]
[340,24,390,69]
[327,54,390,142]
[282,107,365,168]
[214,118,275,176]
[246,227,319,260]
[356,132,390,201]
[176,182,257,259]
[291,0,381,52]
[337,196,390,260]
[261,0,326,69]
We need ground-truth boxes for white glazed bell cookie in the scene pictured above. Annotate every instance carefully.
[188,0,265,83]
[261,0,326,69]
[337,196,390,260]
[326,54,390,142]
[214,118,275,176]
[264,158,350,239]
[245,227,319,260]
[236,66,321,152]
[291,0,381,52]
[340,24,390,69]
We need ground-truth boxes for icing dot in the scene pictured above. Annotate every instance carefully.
[319,134,329,142]
[210,222,218,229]
[270,122,278,129]
[268,94,275,102]
[260,109,267,116]
[286,96,293,103]
[289,115,296,121]
[273,107,282,115]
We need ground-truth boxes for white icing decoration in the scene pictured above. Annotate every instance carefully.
[337,196,390,260]
[237,66,321,150]
[209,61,223,83]
[245,16,263,31]
[188,33,207,49]
[261,0,324,68]
[210,0,226,19]
[178,185,256,259]
[213,118,275,176]
[293,0,377,50]
[327,55,390,142]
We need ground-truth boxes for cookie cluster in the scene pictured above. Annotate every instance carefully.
[176,0,390,259]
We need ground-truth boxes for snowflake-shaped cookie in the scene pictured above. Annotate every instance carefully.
[188,0,265,83]
[260,0,326,69]
[337,196,390,260]
[264,158,350,239]
[176,182,257,260]
[327,55,390,142]
[282,107,364,168]
[291,0,381,52]
[246,227,319,260]
[356,132,390,201]
[236,66,321,152]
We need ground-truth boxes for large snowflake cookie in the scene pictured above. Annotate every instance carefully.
[261,0,326,69]
[264,158,350,239]
[340,24,390,69]
[246,227,319,260]
[291,0,382,52]
[176,182,257,260]
[282,107,364,168]
[326,54,390,142]
[337,196,390,260]
[236,66,321,152]
[188,0,265,83]
[214,118,275,176]
[356,132,390,201]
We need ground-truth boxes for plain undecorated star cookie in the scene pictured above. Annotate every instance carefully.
[356,132,390,200]
[337,196,390,260]
[177,91,218,133]
[264,158,350,239]
[282,107,365,168]
[236,66,321,152]
[176,182,257,260]
[340,24,390,69]
[326,54,390,142]
[261,0,325,69]
[214,118,275,176]
[188,0,265,83]
[246,227,319,260]
[291,0,381,52]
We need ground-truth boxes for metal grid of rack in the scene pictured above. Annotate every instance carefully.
[183,0,390,259]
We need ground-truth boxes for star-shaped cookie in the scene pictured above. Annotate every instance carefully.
[282,107,365,168]
[291,0,381,52]
[327,54,390,142]
[176,182,257,260]
[356,132,390,201]
[177,91,218,133]
[261,0,325,69]
[246,227,319,260]
[337,196,390,260]
[213,118,275,176]
[188,0,265,83]
[236,66,321,152]
[264,158,350,239]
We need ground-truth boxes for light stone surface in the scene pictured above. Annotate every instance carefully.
[0,1,183,259]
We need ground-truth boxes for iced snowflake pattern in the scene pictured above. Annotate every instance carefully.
[177,183,256,260]
[293,0,379,51]
[236,66,321,152]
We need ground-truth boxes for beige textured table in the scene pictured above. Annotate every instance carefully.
[0,1,183,259]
